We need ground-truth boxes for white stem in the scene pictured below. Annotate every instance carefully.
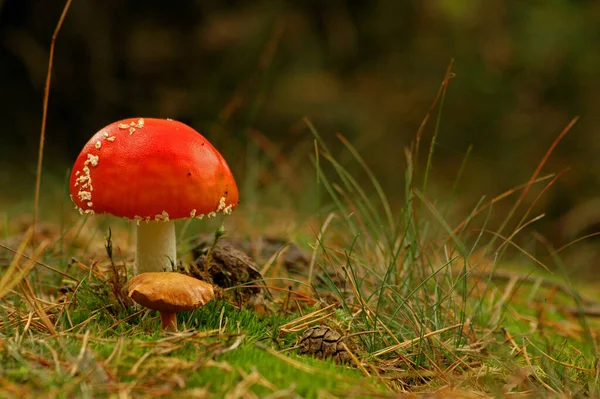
[135,221,176,274]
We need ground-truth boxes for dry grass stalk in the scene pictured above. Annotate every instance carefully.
[32,0,73,233]
[0,228,37,299]
[372,324,462,358]
[279,302,337,333]
[339,342,369,377]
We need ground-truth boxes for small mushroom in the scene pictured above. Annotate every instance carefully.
[123,272,215,331]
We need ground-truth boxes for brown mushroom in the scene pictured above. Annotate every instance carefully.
[123,272,215,331]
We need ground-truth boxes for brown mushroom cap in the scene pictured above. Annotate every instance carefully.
[124,272,214,313]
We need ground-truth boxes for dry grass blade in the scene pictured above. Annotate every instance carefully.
[2,230,56,334]
[32,0,73,232]
[495,213,547,255]
[0,243,77,281]
[129,350,155,376]
[279,303,338,333]
[517,168,569,235]
[340,342,370,377]
[260,243,290,276]
[255,342,365,386]
[255,342,315,374]
[451,174,554,237]
[19,278,56,335]
[104,336,125,366]
[492,117,579,248]
[520,117,578,202]
[247,129,302,194]
[478,228,551,272]
[339,265,403,348]
[550,231,600,257]
[98,309,146,336]
[69,329,91,376]
[0,228,36,299]
[414,59,455,162]
[521,338,559,394]
[502,327,524,357]
[228,285,317,303]
[307,212,336,286]
[336,133,394,232]
[468,269,598,307]
[524,337,596,373]
[489,275,518,327]
[227,368,275,399]
[372,324,462,358]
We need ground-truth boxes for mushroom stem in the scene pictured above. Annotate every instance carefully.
[159,311,177,331]
[136,221,176,274]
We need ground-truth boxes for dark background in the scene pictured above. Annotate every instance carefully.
[2,1,600,270]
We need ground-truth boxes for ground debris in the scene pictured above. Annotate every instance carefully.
[180,238,271,310]
[502,366,536,394]
[191,235,310,274]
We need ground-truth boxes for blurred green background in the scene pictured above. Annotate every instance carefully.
[1,1,600,270]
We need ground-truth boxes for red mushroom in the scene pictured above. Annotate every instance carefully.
[69,118,239,274]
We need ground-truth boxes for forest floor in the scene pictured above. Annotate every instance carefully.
[2,116,600,398]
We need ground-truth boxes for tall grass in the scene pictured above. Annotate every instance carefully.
[302,65,597,395]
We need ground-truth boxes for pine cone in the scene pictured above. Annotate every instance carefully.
[299,326,350,363]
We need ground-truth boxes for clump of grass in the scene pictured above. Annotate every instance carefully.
[0,231,388,397]
[298,65,598,396]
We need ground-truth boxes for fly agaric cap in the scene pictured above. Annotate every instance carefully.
[123,272,215,330]
[69,118,238,221]
[69,118,239,275]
